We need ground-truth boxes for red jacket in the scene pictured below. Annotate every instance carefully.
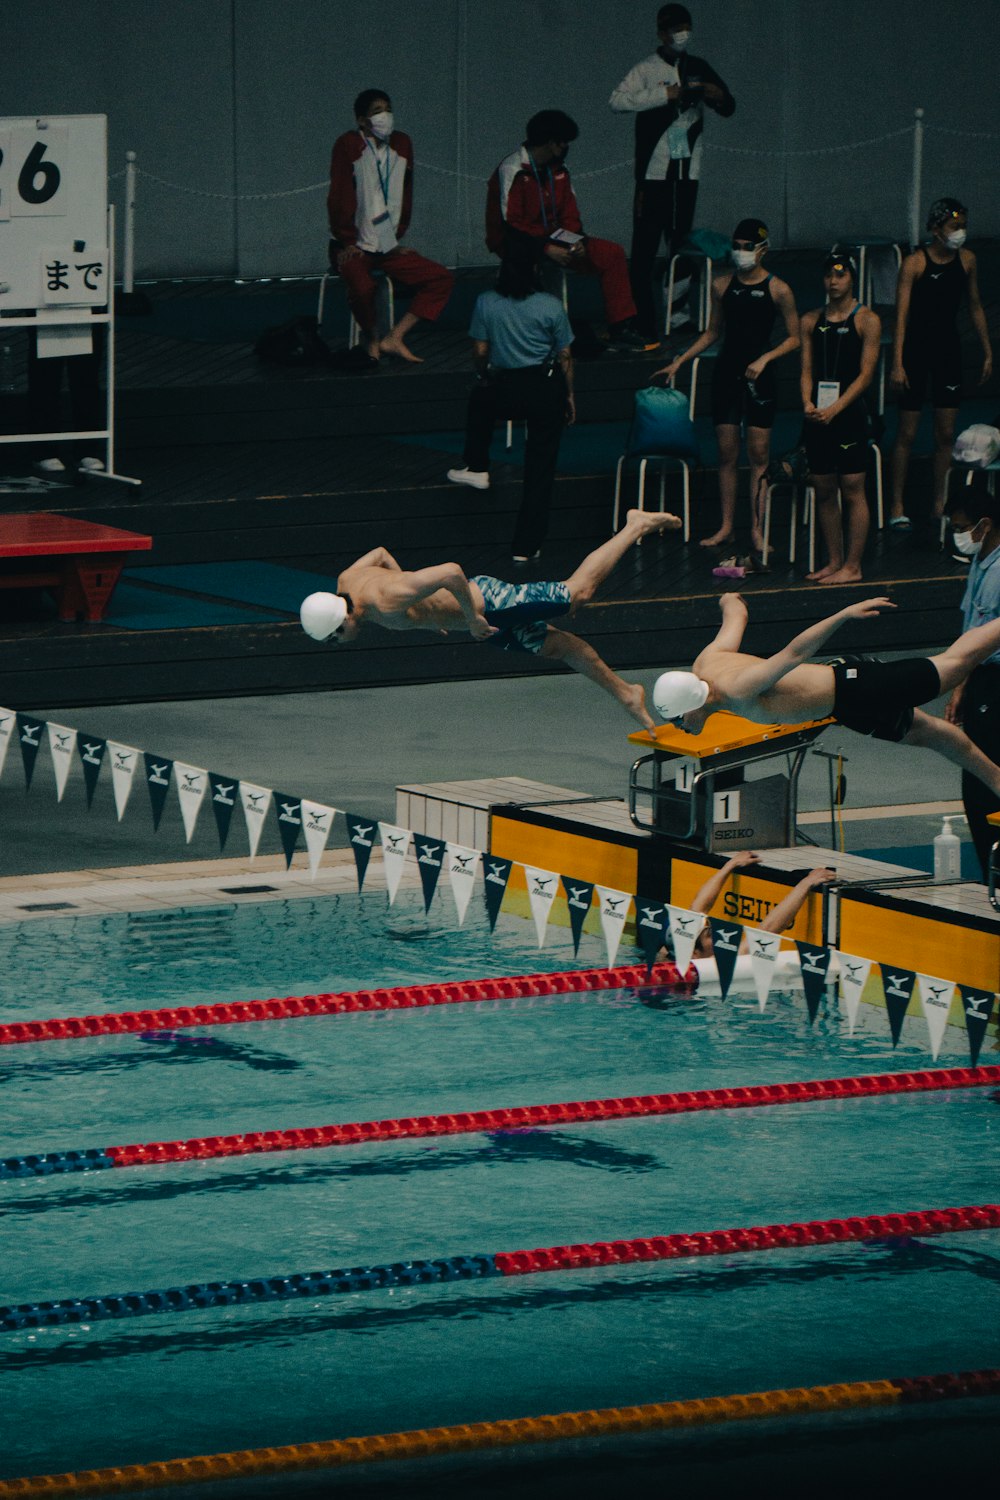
[327,129,414,247]
[485,147,583,255]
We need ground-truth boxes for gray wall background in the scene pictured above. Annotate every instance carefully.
[5,0,998,280]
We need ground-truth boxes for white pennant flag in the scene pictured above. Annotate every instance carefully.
[106,741,140,821]
[378,822,412,905]
[46,722,78,802]
[0,707,14,779]
[917,973,957,1061]
[837,952,873,1035]
[745,926,782,1011]
[524,865,559,947]
[240,782,272,857]
[447,843,479,926]
[301,800,337,877]
[597,885,632,968]
[666,904,705,979]
[173,762,208,843]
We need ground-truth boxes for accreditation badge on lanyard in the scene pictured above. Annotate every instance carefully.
[367,140,398,253]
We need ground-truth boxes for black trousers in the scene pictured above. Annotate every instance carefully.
[464,366,567,557]
[960,662,1000,881]
[629,175,699,340]
[27,329,104,461]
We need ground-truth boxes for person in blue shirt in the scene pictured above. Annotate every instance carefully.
[447,252,574,564]
[944,486,1000,878]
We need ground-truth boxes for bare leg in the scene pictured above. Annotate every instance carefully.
[701,424,739,548]
[889,409,920,520]
[818,470,869,584]
[380,310,423,363]
[807,474,843,581]
[746,425,771,554]
[931,407,958,517]
[541,626,655,731]
[928,614,1000,694]
[563,508,681,608]
[904,709,1000,796]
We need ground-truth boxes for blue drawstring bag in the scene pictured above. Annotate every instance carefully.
[627,385,700,460]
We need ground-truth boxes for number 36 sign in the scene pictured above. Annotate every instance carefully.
[0,115,107,310]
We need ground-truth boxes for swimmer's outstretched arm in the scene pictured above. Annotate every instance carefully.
[375,563,498,639]
[730,597,896,700]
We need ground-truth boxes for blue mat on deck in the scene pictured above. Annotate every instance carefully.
[128,561,338,614]
[105,583,274,631]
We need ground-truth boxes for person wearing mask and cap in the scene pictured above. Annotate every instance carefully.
[888,198,993,532]
[800,249,881,584]
[943,487,1000,879]
[327,89,454,364]
[653,217,800,552]
[610,5,735,350]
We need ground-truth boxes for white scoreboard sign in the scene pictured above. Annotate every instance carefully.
[0,115,108,311]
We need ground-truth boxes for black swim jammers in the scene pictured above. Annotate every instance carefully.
[831,655,941,741]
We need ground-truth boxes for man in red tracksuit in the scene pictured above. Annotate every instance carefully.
[485,110,649,352]
[327,88,454,364]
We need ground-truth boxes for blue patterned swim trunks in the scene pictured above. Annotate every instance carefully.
[471,575,571,655]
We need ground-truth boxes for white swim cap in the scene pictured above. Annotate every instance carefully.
[300,591,348,641]
[653,670,709,720]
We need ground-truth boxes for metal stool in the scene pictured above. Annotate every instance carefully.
[316,267,395,347]
[665,251,713,336]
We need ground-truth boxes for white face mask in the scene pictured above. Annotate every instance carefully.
[670,30,691,50]
[951,526,983,557]
[368,111,394,141]
[943,228,967,249]
[731,248,758,271]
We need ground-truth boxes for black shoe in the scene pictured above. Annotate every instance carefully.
[511,551,541,565]
[607,322,660,354]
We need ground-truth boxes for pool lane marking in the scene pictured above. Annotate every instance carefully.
[0,963,696,1048]
[3,1065,998,1180]
[2,1369,998,1496]
[2,1204,998,1334]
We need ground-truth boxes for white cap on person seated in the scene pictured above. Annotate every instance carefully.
[653,670,709,720]
[300,592,348,641]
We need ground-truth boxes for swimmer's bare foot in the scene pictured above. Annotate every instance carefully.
[626,508,683,536]
[750,529,766,556]
[806,562,839,581]
[379,332,423,363]
[699,530,734,549]
[817,565,864,585]
[623,682,656,732]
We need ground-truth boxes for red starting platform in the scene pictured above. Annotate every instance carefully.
[0,512,151,623]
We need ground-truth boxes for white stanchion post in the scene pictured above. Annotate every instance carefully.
[103,203,141,487]
[908,107,924,250]
[123,151,137,295]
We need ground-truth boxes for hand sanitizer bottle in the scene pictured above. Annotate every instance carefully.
[933,815,962,880]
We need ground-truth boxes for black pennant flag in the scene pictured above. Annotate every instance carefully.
[482,854,513,932]
[16,714,44,790]
[346,813,377,891]
[880,964,916,1047]
[76,735,106,809]
[144,754,173,830]
[958,985,996,1068]
[635,897,667,974]
[274,793,302,868]
[563,877,595,957]
[208,773,238,851]
[796,940,833,1023]
[415,837,445,912]
[710,917,744,1001]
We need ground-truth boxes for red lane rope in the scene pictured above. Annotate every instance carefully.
[103,1064,1000,1169]
[0,963,694,1048]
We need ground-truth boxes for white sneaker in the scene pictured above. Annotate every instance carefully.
[447,467,490,491]
[512,551,541,564]
[78,457,106,473]
[34,457,66,474]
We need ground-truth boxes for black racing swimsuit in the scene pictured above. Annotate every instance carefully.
[710,273,777,428]
[831,655,941,741]
[803,304,869,476]
[900,248,966,410]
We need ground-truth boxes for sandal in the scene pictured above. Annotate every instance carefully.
[888,516,912,532]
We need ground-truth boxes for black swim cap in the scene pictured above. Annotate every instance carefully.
[927,196,967,229]
[732,218,769,245]
[823,245,858,283]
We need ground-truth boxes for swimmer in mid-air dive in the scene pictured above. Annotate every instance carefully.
[300,508,682,730]
[652,591,1000,795]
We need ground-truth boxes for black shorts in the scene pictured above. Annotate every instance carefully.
[711,362,776,429]
[898,335,963,411]
[803,407,869,477]
[831,654,941,741]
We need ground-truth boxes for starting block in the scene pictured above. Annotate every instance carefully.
[628,712,833,852]
[987,811,1000,911]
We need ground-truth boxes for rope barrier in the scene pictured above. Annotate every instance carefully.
[2,1369,996,1495]
[3,1065,996,1181]
[2,1203,996,1334]
[0,963,694,1049]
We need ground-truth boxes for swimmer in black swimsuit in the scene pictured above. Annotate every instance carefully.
[889,198,993,527]
[654,217,800,552]
[800,249,882,584]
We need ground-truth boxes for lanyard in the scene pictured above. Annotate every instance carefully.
[364,137,393,207]
[527,155,557,231]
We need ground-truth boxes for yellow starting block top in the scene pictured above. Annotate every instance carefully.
[987,811,1000,827]
[628,710,834,760]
